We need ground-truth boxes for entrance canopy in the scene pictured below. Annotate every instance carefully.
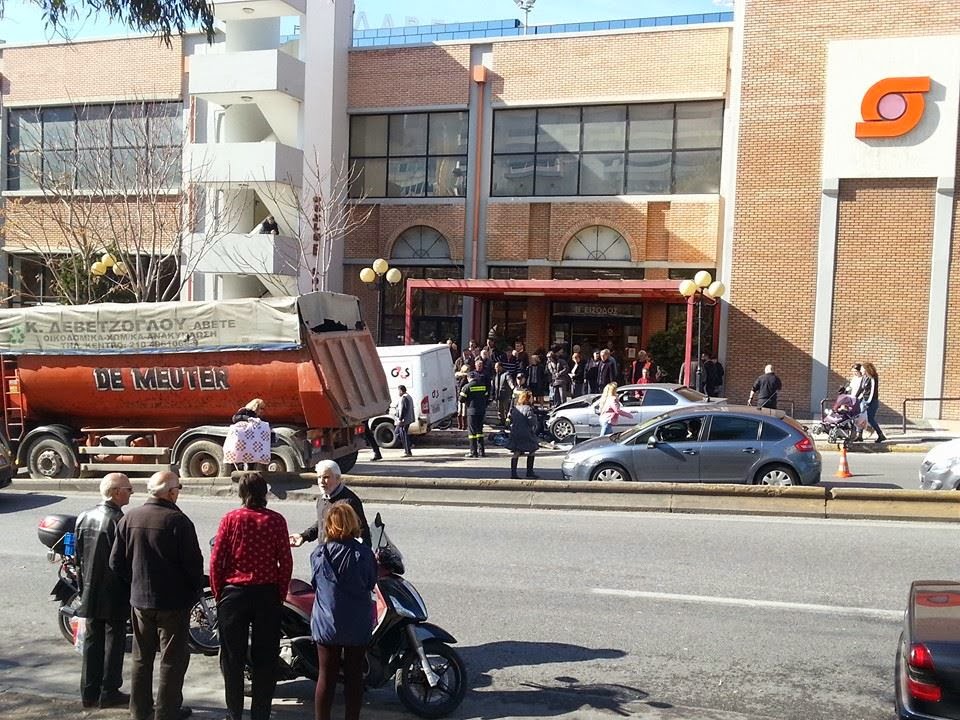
[403,278,684,343]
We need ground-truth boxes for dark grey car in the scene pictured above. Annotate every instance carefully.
[560,405,821,485]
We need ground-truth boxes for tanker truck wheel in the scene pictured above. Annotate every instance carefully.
[267,446,301,473]
[180,440,224,478]
[27,436,79,480]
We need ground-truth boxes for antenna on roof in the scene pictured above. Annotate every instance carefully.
[513,0,537,35]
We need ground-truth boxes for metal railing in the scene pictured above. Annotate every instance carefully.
[901,397,960,435]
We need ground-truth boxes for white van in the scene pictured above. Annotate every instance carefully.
[371,344,458,448]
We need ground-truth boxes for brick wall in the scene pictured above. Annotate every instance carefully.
[942,142,960,420]
[490,28,729,104]
[728,0,960,416]
[348,45,472,109]
[2,36,183,104]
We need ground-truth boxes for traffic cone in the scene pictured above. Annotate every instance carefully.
[835,445,853,478]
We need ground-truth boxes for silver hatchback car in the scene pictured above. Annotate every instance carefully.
[561,405,821,485]
[547,383,725,442]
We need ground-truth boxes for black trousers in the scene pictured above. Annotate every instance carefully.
[218,585,283,720]
[131,607,190,720]
[315,644,365,720]
[363,421,382,458]
[81,614,127,704]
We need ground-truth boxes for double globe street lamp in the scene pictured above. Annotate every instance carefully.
[678,270,725,392]
[360,258,402,346]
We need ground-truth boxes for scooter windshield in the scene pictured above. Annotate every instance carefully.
[371,512,405,575]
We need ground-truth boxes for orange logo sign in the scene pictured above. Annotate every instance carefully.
[855,76,931,138]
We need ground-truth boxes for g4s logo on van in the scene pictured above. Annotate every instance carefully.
[390,366,411,379]
[855,76,931,139]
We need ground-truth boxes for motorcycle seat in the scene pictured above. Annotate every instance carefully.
[289,578,312,595]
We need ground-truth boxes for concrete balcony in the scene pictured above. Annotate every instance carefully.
[212,0,306,21]
[188,142,303,187]
[189,49,305,104]
[187,231,300,276]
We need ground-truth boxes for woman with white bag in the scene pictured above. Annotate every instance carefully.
[224,398,272,472]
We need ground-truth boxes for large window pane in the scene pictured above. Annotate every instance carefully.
[537,108,580,153]
[580,153,624,195]
[676,101,723,149]
[76,149,106,187]
[387,157,426,197]
[112,147,140,187]
[113,105,147,148]
[493,109,535,153]
[9,109,42,151]
[149,146,182,188]
[77,106,111,148]
[427,156,467,197]
[8,150,40,190]
[626,151,671,194]
[492,154,534,196]
[43,107,75,150]
[628,104,673,151]
[674,149,721,193]
[350,115,387,157]
[428,112,468,154]
[44,149,75,187]
[535,153,578,195]
[147,103,182,146]
[350,159,386,197]
[582,106,626,151]
[388,114,427,156]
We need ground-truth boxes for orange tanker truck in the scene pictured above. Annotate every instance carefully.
[0,291,390,479]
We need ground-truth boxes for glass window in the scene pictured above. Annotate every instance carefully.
[488,266,529,279]
[675,101,723,149]
[642,389,678,407]
[537,107,580,153]
[534,153,578,195]
[626,152,671,194]
[580,153,624,195]
[147,103,182,146]
[392,226,451,260]
[77,106,111,148]
[582,106,625,151]
[629,104,674,150]
[387,157,426,197]
[112,105,147,148]
[350,158,387,198]
[552,266,645,280]
[112,147,140,187]
[429,112,468,154]
[427,156,467,197]
[492,155,534,196]
[350,115,388,157]
[44,150,75,186]
[760,422,788,441]
[389,114,428,156]
[494,109,536,153]
[11,150,41,190]
[42,107,75,150]
[708,416,761,442]
[656,417,701,442]
[9,109,42,151]
[563,226,631,261]
[674,149,721,194]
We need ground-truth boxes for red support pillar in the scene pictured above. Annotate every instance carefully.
[683,295,695,386]
[404,282,413,345]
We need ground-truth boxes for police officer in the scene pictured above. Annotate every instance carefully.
[460,370,489,458]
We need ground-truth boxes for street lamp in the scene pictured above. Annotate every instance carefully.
[678,270,725,393]
[360,258,402,345]
[514,0,536,34]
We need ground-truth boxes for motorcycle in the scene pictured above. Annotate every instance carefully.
[37,513,220,655]
[271,513,466,719]
[489,404,558,448]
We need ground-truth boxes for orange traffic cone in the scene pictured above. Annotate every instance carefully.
[835,444,853,478]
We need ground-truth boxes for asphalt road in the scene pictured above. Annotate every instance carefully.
[0,490,948,719]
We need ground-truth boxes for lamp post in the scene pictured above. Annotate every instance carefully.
[678,270,725,393]
[514,0,536,34]
[360,258,402,346]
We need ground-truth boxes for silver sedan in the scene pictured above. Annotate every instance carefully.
[546,383,725,442]
[560,405,822,485]
[919,438,960,490]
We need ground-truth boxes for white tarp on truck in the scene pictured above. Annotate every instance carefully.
[0,291,364,355]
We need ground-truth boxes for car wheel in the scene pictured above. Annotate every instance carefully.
[754,463,799,486]
[373,421,399,449]
[550,417,576,442]
[591,463,631,482]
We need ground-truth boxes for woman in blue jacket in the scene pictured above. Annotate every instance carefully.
[311,503,377,720]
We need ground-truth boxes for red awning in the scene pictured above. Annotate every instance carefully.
[404,278,684,301]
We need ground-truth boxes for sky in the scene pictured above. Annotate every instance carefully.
[0,0,733,45]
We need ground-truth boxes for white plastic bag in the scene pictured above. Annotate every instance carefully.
[71,616,86,653]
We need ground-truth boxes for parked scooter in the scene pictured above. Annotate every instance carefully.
[273,513,466,719]
[37,513,219,655]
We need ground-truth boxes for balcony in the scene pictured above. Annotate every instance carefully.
[187,231,300,276]
[188,142,303,187]
[211,0,306,21]
[189,49,305,104]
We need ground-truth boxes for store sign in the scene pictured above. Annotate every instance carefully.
[822,36,960,179]
[553,303,642,318]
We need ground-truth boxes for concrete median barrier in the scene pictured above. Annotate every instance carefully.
[826,487,960,521]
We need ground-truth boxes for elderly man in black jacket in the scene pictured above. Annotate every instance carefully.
[289,459,370,547]
[76,472,133,709]
[110,470,204,720]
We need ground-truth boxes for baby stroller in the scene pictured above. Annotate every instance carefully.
[811,389,867,446]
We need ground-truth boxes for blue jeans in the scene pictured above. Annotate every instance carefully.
[599,422,613,436]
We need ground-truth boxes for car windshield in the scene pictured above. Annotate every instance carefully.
[675,387,709,401]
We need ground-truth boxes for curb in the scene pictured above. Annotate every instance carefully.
[10,473,959,523]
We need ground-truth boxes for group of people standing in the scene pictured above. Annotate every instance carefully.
[74,459,377,720]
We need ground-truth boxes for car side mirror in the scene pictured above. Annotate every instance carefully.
[647,436,658,448]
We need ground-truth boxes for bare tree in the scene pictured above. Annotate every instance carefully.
[3,100,238,304]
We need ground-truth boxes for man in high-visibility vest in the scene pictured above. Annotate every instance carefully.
[460,371,489,458]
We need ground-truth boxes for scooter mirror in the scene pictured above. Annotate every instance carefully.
[374,512,384,528]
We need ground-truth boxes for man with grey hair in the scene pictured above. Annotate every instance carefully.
[288,459,370,547]
[110,471,203,720]
[75,473,133,709]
